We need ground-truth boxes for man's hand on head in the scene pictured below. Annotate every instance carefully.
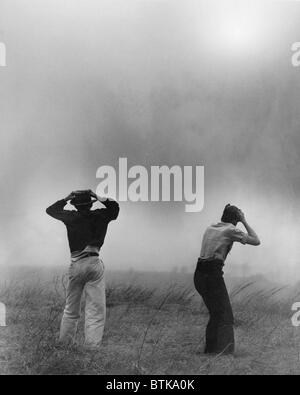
[89,190,116,203]
[89,190,106,202]
[89,190,97,199]
[237,210,260,246]
[238,210,246,224]
[64,192,76,202]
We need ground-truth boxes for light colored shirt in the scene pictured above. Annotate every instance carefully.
[200,222,247,262]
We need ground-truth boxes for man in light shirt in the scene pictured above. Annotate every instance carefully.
[194,204,260,355]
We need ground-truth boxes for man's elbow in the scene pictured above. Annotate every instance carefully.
[46,206,56,217]
[111,206,120,220]
[246,237,261,246]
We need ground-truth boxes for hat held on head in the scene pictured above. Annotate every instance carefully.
[70,190,97,206]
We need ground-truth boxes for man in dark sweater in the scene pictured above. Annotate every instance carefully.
[46,190,119,349]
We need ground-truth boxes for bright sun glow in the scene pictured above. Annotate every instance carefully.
[219,15,261,52]
[198,1,275,60]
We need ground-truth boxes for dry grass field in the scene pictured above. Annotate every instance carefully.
[1,267,300,375]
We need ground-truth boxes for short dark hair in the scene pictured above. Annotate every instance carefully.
[221,204,240,224]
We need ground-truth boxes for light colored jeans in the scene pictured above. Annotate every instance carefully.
[60,256,106,348]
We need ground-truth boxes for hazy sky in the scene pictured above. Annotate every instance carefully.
[1,0,300,281]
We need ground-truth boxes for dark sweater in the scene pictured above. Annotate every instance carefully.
[46,199,119,253]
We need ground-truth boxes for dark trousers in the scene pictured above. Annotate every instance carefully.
[194,258,234,354]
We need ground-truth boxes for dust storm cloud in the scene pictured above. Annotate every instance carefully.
[0,0,300,281]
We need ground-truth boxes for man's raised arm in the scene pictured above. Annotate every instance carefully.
[239,211,261,246]
[46,192,75,222]
[90,191,120,221]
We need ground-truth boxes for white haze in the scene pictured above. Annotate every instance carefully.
[0,0,300,283]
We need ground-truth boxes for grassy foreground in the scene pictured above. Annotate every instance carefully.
[1,268,300,375]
